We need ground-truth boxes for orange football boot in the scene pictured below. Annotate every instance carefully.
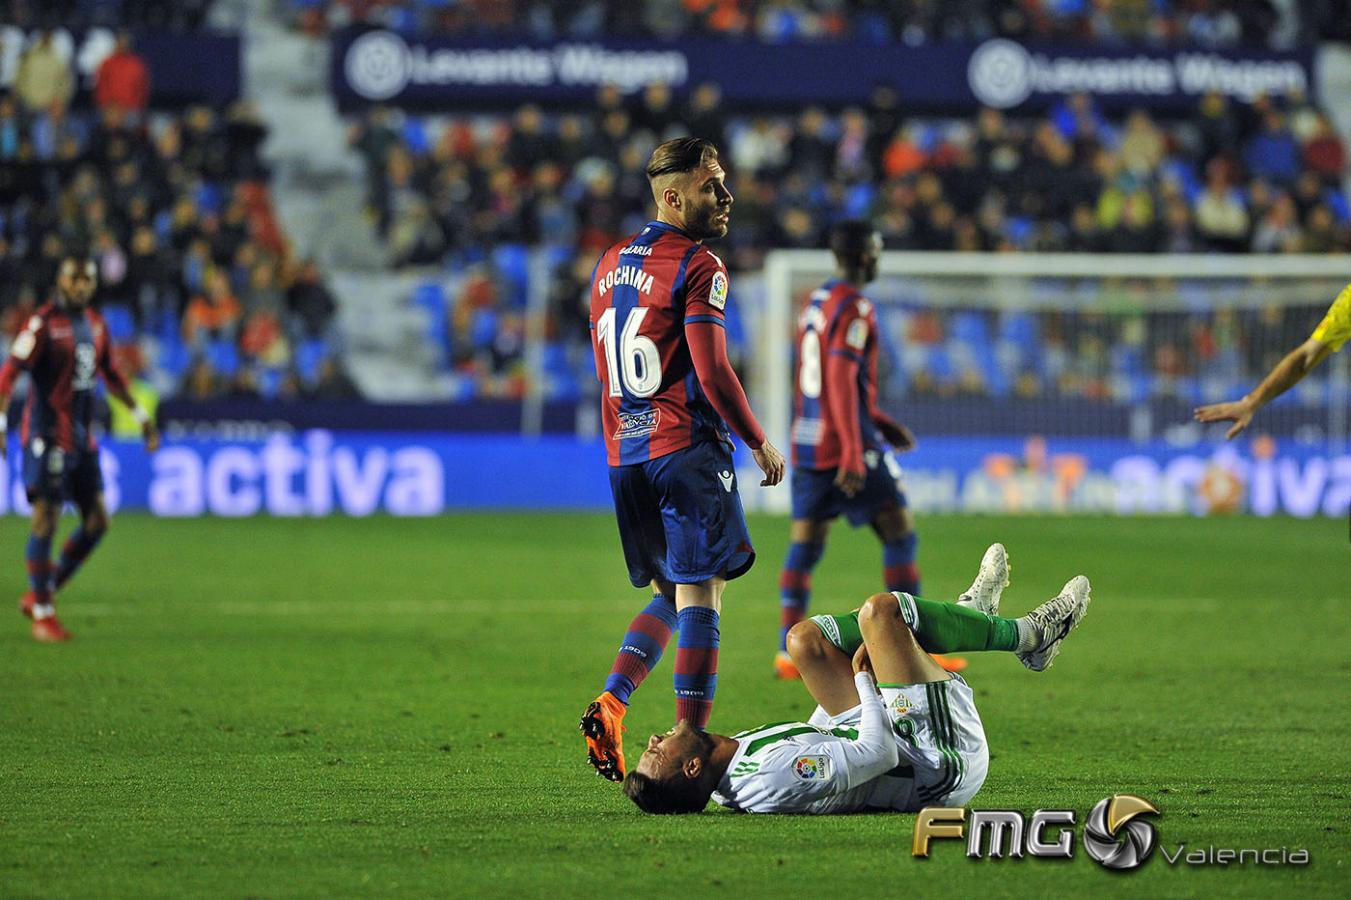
[579,692,627,782]
[930,653,967,673]
[773,652,801,680]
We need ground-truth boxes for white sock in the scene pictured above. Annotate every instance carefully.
[1014,617,1040,652]
[32,603,55,621]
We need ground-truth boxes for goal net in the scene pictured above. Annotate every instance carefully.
[750,252,1351,517]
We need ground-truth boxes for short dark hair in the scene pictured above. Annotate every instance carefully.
[830,220,878,259]
[622,770,711,815]
[645,138,719,182]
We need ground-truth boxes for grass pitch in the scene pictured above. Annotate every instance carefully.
[0,512,1348,898]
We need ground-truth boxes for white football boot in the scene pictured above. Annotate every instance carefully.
[956,542,1010,616]
[1016,575,1091,672]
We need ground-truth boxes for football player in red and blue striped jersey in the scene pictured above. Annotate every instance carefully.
[775,222,963,679]
[0,256,159,641]
[580,138,785,782]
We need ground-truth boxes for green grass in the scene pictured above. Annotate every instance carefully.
[1,513,1348,898]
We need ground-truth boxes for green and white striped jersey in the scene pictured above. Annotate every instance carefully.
[711,672,901,814]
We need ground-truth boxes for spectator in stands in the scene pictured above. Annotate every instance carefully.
[15,30,73,114]
[1244,109,1302,185]
[285,259,338,340]
[1250,193,1302,254]
[307,358,363,400]
[682,81,727,151]
[1194,160,1250,252]
[183,268,243,346]
[95,31,151,119]
[1302,112,1347,184]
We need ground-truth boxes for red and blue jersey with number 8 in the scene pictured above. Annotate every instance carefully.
[590,221,740,467]
[791,279,882,472]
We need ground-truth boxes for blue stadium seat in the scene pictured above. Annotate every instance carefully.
[843,182,875,218]
[999,312,1039,355]
[493,244,531,308]
[950,311,989,346]
[401,118,430,157]
[470,309,499,351]
[195,183,223,216]
[158,340,192,381]
[412,281,450,367]
[927,345,955,382]
[261,367,284,399]
[101,305,136,342]
[296,338,329,384]
[208,340,240,378]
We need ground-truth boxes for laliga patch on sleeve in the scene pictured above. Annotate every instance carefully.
[845,318,869,350]
[793,755,831,781]
[709,270,728,310]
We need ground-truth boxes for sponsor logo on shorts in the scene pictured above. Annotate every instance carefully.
[793,755,830,781]
[613,409,661,440]
[717,470,734,493]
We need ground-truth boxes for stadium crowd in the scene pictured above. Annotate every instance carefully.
[0,28,356,405]
[296,0,1348,47]
[348,79,1350,403]
[0,0,216,30]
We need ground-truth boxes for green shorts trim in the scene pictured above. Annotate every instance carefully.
[809,611,863,655]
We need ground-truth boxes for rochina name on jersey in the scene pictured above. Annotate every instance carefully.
[597,266,656,296]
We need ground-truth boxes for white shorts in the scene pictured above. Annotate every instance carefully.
[812,674,989,811]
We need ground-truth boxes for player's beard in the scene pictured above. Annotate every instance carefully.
[690,204,730,241]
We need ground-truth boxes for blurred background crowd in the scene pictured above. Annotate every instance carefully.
[292,0,1350,47]
[0,0,1348,410]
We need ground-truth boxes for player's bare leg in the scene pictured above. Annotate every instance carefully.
[785,619,857,715]
[54,492,109,591]
[21,498,70,642]
[776,517,830,679]
[856,592,951,687]
[581,576,678,782]
[871,505,963,672]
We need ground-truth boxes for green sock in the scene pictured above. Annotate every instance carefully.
[903,594,1020,653]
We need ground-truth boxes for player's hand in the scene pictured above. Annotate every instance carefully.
[142,420,161,453]
[1194,399,1253,440]
[834,466,865,498]
[876,419,916,452]
[852,644,872,677]
[752,440,785,487]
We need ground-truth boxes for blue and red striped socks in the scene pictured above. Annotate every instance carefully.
[55,526,104,589]
[25,533,54,616]
[673,606,719,730]
[778,541,824,651]
[603,594,677,705]
[884,532,921,595]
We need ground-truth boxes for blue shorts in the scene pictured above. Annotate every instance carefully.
[23,438,103,506]
[791,449,907,526]
[609,439,755,587]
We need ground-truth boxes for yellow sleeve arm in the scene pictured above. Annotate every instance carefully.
[1310,283,1351,352]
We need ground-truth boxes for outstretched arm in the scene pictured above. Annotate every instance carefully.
[1194,337,1333,440]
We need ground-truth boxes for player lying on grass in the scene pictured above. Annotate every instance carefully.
[622,544,1091,814]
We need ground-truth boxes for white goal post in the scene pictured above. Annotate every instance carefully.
[750,252,1351,515]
